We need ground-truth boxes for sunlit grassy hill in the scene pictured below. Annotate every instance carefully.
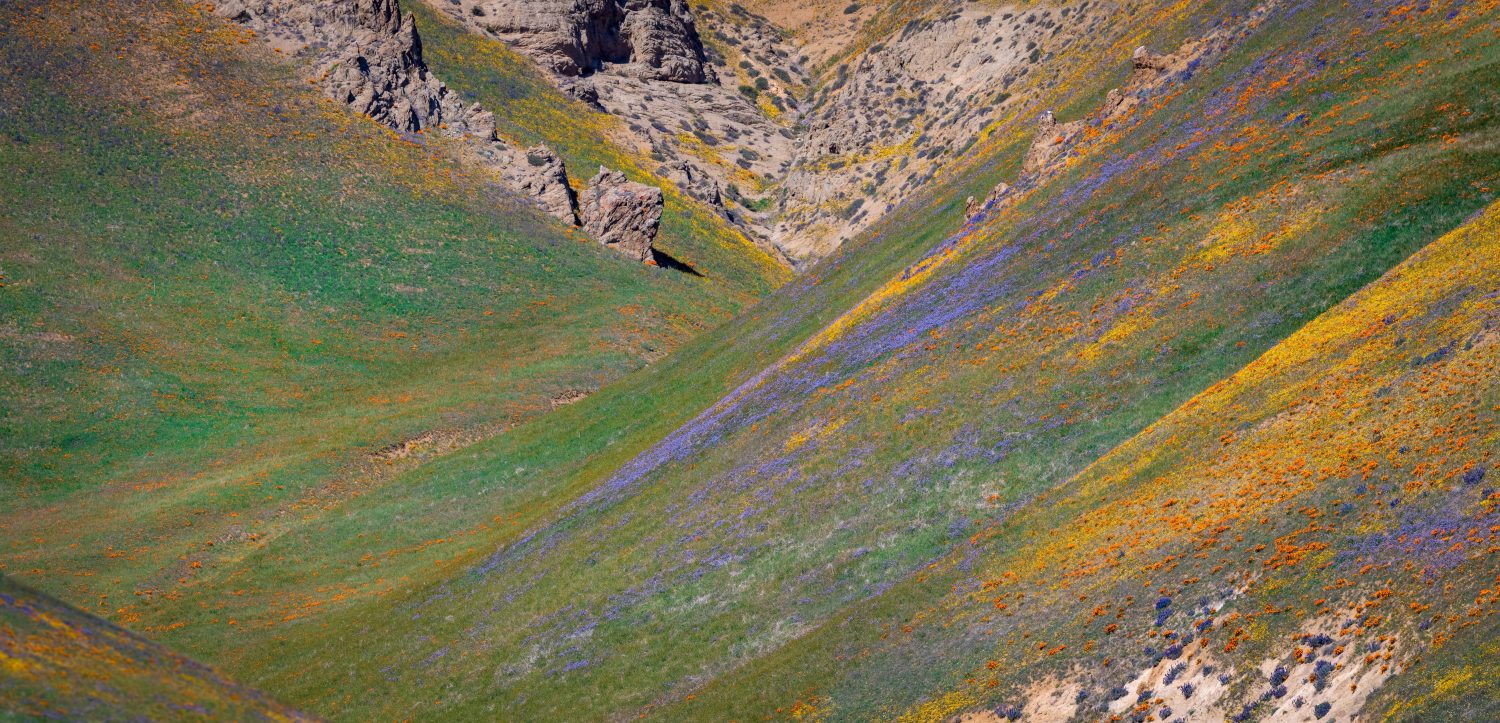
[0,576,309,720]
[1,0,1496,720]
[684,200,1500,722]
[0,0,785,710]
[66,0,1489,719]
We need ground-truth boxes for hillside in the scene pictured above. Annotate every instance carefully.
[2,0,1497,720]
[0,577,310,720]
[0,0,784,711]
[243,0,1492,717]
[682,200,1500,722]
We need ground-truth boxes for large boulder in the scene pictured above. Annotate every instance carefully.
[468,0,710,83]
[506,145,579,225]
[580,167,663,262]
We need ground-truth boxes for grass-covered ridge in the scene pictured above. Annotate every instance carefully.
[1,0,1496,720]
[95,0,1491,719]
[0,576,309,720]
[0,0,784,710]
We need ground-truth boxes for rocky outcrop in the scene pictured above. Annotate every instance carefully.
[964,182,1011,221]
[482,143,580,226]
[1100,45,1194,120]
[581,167,664,262]
[558,77,605,111]
[509,146,579,224]
[1021,110,1085,176]
[456,0,710,83]
[214,0,494,136]
[215,0,581,225]
[664,160,724,215]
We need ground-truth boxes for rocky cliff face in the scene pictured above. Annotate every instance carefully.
[430,0,808,254]
[215,0,494,135]
[215,0,588,229]
[459,0,711,82]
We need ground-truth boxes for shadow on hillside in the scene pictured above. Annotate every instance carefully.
[651,248,703,276]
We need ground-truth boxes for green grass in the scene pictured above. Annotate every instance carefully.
[90,1,1495,719]
[0,576,311,720]
[3,0,1497,720]
[0,0,782,707]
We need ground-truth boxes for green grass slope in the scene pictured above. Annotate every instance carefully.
[2,0,1496,720]
[0,0,785,710]
[82,0,1490,720]
[684,199,1500,722]
[0,575,310,721]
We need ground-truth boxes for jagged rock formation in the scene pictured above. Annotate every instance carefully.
[215,0,580,225]
[1021,109,1085,176]
[664,159,724,215]
[581,167,664,262]
[964,182,1010,220]
[509,145,579,224]
[433,0,807,251]
[460,0,711,83]
[215,0,494,135]
[772,6,1064,260]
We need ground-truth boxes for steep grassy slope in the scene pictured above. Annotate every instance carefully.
[3,3,970,716]
[0,576,308,721]
[0,0,785,705]
[94,0,1493,720]
[682,200,1500,722]
[2,0,1495,720]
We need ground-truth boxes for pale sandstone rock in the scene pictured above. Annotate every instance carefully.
[581,167,663,262]
[462,0,710,82]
